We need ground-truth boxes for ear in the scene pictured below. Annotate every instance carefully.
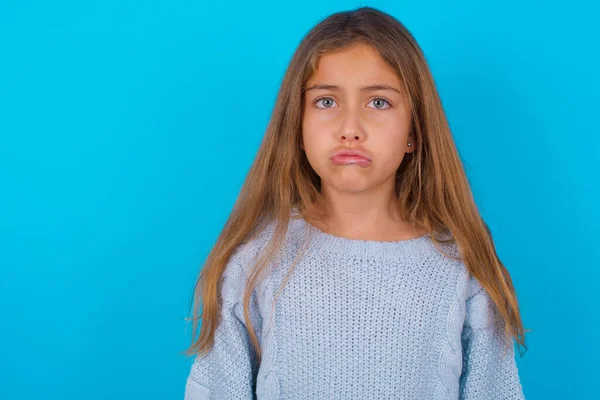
[406,134,415,153]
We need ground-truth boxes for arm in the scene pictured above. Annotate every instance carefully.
[184,260,262,400]
[459,278,525,400]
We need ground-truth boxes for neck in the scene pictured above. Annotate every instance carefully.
[309,187,425,242]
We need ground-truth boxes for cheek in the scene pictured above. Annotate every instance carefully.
[378,148,405,171]
[302,116,328,151]
[301,125,334,179]
[374,128,409,167]
[302,133,327,168]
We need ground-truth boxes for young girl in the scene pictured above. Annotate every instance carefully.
[183,6,528,400]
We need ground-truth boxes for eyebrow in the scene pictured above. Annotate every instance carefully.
[304,83,402,95]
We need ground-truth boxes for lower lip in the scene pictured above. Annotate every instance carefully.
[331,155,372,167]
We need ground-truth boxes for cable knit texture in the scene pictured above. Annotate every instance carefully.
[184,211,525,399]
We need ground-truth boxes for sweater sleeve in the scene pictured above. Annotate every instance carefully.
[184,259,262,400]
[458,279,525,400]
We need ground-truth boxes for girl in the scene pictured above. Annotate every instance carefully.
[183,6,528,400]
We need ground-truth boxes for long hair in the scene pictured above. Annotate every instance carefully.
[183,6,529,362]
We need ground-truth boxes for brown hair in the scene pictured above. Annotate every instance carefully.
[183,6,529,362]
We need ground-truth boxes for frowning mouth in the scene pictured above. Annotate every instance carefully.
[331,154,372,167]
[331,149,372,166]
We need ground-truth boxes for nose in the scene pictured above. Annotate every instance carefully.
[338,108,365,143]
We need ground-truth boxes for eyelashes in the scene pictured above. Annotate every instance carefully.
[313,96,393,110]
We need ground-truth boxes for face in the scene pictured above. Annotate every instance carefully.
[301,42,414,195]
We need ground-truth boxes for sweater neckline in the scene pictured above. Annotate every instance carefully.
[291,214,438,260]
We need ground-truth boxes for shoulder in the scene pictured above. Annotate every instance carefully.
[463,273,499,329]
[428,231,485,300]
[219,222,276,303]
[227,216,288,279]
[425,231,500,329]
[231,218,273,259]
[466,273,486,301]
[431,228,462,259]
[230,213,308,272]
[424,231,469,283]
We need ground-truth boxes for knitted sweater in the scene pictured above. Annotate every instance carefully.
[184,213,525,399]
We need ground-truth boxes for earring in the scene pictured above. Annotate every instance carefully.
[408,142,412,146]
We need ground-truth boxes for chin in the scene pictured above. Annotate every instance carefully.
[327,178,372,193]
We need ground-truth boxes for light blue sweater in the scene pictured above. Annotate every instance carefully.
[184,212,525,399]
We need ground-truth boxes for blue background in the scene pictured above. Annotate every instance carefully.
[1,1,598,398]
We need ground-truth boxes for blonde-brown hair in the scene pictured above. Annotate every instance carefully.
[183,6,529,362]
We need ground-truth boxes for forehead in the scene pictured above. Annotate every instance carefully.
[307,42,401,88]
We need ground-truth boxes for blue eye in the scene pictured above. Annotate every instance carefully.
[313,97,392,109]
[314,97,337,108]
[369,98,391,109]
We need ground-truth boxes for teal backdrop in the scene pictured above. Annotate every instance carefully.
[1,1,598,399]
